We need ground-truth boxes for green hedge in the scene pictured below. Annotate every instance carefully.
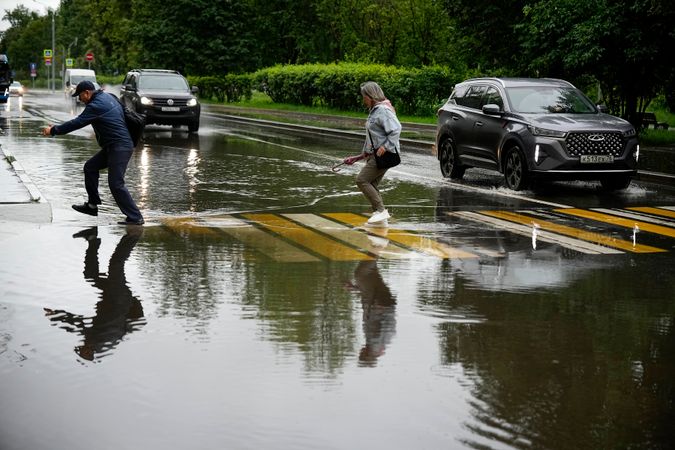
[188,63,474,116]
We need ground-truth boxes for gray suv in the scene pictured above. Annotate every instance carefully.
[436,78,639,190]
[120,69,200,133]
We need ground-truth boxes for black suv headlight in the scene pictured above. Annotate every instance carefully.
[622,128,636,138]
[528,125,567,138]
[187,98,198,107]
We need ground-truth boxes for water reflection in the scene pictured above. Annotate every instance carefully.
[349,260,396,367]
[44,227,146,361]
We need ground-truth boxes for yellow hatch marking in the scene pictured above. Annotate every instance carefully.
[482,210,666,253]
[627,206,675,220]
[208,215,320,262]
[323,213,478,259]
[161,217,221,236]
[244,213,372,261]
[283,214,415,259]
[556,208,675,239]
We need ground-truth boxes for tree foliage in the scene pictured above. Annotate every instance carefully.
[1,0,673,117]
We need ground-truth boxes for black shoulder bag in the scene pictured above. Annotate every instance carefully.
[109,93,146,147]
[368,129,400,169]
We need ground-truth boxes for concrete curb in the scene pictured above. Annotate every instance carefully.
[0,144,53,223]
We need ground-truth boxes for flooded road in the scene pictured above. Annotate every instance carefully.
[1,92,675,449]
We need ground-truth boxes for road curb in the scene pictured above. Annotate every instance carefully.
[0,144,53,223]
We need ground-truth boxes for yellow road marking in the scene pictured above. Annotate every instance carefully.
[244,213,372,261]
[161,217,221,237]
[208,215,320,262]
[628,206,675,220]
[323,213,478,259]
[283,214,416,259]
[556,208,675,238]
[481,210,665,253]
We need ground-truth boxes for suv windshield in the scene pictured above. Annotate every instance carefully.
[139,74,189,90]
[505,86,596,114]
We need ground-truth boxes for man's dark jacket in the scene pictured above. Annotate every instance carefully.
[51,90,133,149]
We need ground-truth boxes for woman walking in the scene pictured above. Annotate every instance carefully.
[349,81,402,227]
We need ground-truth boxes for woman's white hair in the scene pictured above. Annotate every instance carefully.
[360,81,386,102]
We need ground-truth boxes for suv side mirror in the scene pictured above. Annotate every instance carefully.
[482,104,502,115]
[597,104,608,113]
[191,86,199,94]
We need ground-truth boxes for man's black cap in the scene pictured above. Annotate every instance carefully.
[72,80,96,97]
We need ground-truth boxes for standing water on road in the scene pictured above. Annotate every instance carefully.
[1,94,675,449]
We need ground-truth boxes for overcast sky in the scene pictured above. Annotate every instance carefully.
[1,0,61,33]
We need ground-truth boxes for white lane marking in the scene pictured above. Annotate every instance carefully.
[449,211,622,255]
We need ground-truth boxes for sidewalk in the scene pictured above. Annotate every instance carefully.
[0,143,52,224]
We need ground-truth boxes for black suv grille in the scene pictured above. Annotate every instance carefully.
[152,98,189,107]
[565,132,624,157]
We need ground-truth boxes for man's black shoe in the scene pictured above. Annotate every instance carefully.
[118,218,145,226]
[72,203,98,216]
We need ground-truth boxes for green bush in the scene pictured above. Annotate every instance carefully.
[252,63,473,116]
[189,74,254,103]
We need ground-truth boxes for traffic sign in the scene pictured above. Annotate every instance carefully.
[66,58,74,67]
[85,52,94,61]
[43,49,52,58]
[44,57,52,66]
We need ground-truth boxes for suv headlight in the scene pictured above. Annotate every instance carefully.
[187,98,198,107]
[528,126,567,138]
[140,96,153,106]
[622,128,636,138]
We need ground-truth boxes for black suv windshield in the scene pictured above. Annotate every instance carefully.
[505,86,597,114]
[139,74,189,90]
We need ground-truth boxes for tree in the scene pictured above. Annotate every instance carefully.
[517,0,675,125]
[130,0,258,75]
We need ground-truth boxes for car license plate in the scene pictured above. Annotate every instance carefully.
[580,155,614,163]
[161,106,180,112]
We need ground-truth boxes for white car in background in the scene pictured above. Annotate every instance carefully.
[9,81,24,96]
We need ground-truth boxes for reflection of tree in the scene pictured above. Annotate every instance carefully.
[428,262,675,449]
[351,260,396,367]
[45,227,145,361]
[136,226,359,376]
[240,262,358,376]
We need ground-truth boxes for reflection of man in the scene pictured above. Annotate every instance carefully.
[44,227,145,361]
[351,260,396,367]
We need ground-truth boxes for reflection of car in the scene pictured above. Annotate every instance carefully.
[119,69,200,133]
[436,77,639,191]
[9,81,24,96]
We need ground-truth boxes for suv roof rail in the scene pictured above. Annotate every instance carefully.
[129,68,182,75]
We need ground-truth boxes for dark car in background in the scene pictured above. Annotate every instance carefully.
[435,77,639,190]
[120,69,200,133]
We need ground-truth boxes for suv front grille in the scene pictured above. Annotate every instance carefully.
[565,132,624,157]
[152,98,189,107]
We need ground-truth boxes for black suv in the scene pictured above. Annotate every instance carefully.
[436,78,639,190]
[120,69,200,132]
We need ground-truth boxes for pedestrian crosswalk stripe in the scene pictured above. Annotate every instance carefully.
[627,206,675,220]
[481,210,666,253]
[204,215,320,262]
[162,217,221,236]
[323,213,478,259]
[591,208,675,228]
[243,213,373,261]
[282,213,416,259]
[449,211,622,254]
[555,208,675,238]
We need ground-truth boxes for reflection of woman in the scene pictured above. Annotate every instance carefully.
[352,260,396,367]
[44,227,145,361]
[355,81,402,227]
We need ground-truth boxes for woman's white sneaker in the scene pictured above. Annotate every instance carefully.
[367,209,390,224]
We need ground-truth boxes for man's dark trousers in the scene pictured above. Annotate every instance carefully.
[84,145,143,222]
